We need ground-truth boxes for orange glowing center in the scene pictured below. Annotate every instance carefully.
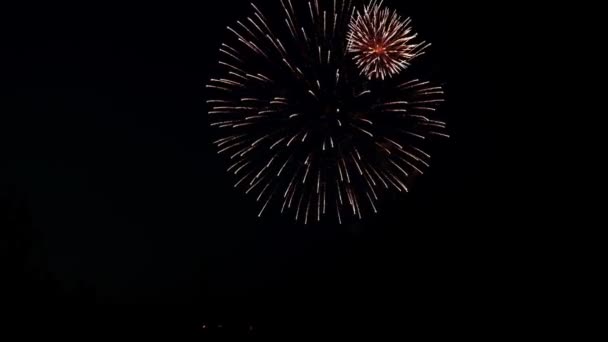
[372,45,387,55]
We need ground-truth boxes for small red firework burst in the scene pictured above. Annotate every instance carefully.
[348,0,429,80]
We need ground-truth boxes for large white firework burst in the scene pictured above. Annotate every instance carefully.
[347,0,429,80]
[207,0,447,224]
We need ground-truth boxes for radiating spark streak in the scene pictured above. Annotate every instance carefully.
[276,39,288,55]
[382,170,403,192]
[356,90,371,97]
[308,2,315,23]
[269,137,287,150]
[369,165,389,189]
[235,170,254,188]
[389,171,409,192]
[227,26,247,41]
[258,193,273,217]
[323,10,327,38]
[351,153,363,175]
[206,85,230,92]
[282,58,296,73]
[317,170,321,194]
[287,133,300,147]
[411,99,445,104]
[237,21,256,38]
[322,183,327,214]
[363,167,377,186]
[216,78,245,87]
[405,131,426,140]
[246,17,264,36]
[235,161,252,175]
[282,0,297,31]
[364,175,378,200]
[284,171,299,198]
[341,158,351,183]
[246,175,264,193]
[385,138,403,149]
[389,159,409,177]
[258,109,278,115]
[302,154,312,184]
[317,191,321,222]
[413,106,437,112]
[219,61,247,74]
[278,157,291,176]
[218,140,246,154]
[419,122,447,129]
[429,131,450,138]
[375,142,392,154]
[287,0,295,15]
[240,97,261,102]
[398,79,421,88]
[227,158,248,172]
[354,192,362,219]
[288,180,299,208]
[216,134,246,147]
[257,183,270,202]
[281,191,290,213]
[220,48,244,63]
[233,122,255,128]
[285,18,297,38]
[411,146,431,159]
[397,156,424,175]
[210,120,238,127]
[222,43,239,54]
[295,192,305,221]
[377,101,409,107]
[408,114,430,122]
[346,186,354,210]
[366,192,378,213]
[398,148,421,162]
[245,73,265,83]
[304,194,312,225]
[207,100,232,104]
[308,89,319,100]
[257,73,273,82]
[301,27,310,43]
[254,12,272,34]
[240,145,256,156]
[382,109,408,113]
[229,72,248,81]
[352,124,374,138]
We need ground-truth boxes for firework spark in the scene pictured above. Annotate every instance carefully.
[347,0,428,80]
[207,0,447,224]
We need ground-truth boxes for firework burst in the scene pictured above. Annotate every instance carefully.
[347,0,428,80]
[207,0,448,224]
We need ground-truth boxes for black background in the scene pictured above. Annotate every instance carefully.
[2,0,531,339]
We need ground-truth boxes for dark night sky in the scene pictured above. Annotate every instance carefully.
[1,0,530,339]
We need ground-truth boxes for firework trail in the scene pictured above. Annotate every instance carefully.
[207,0,447,224]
